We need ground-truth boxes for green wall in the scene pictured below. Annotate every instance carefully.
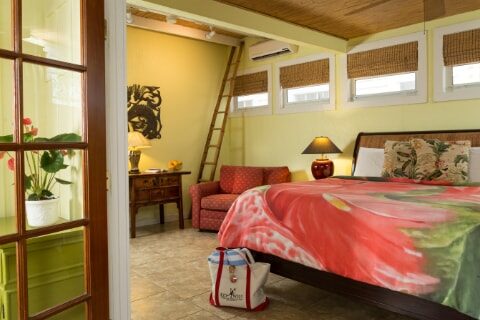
[227,11,480,180]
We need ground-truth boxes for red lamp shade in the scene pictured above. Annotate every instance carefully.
[302,137,342,179]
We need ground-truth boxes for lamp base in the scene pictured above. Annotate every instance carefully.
[311,159,334,179]
[129,150,142,174]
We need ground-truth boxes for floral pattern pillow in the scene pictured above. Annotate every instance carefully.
[410,138,471,183]
[382,141,415,178]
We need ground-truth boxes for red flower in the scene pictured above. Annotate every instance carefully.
[23,118,32,125]
[7,158,14,171]
[0,151,5,160]
[30,127,38,136]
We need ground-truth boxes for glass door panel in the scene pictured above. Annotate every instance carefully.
[21,0,81,64]
[50,303,86,320]
[0,0,108,318]
[0,0,12,50]
[0,152,16,236]
[0,58,14,138]
[27,228,85,316]
[23,149,84,229]
[0,243,18,320]
[23,63,83,141]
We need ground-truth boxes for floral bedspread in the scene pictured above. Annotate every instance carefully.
[218,177,480,319]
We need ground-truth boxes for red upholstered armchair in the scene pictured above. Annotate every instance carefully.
[189,165,291,231]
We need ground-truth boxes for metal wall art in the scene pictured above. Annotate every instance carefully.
[127,84,162,139]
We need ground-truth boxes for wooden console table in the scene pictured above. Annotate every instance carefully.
[129,170,191,238]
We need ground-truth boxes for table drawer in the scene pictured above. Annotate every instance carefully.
[157,176,179,186]
[134,189,150,201]
[150,186,179,201]
[133,177,156,188]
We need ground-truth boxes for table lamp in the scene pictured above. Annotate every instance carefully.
[128,131,151,174]
[302,136,342,179]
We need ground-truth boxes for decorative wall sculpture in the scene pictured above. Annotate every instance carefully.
[127,84,162,139]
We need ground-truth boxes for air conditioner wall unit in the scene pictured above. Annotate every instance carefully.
[248,40,298,61]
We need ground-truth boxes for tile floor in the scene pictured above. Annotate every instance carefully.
[130,221,412,320]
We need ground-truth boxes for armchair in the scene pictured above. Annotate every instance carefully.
[190,165,291,231]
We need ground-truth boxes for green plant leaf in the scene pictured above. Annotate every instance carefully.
[48,133,81,142]
[40,150,68,173]
[0,134,13,143]
[24,175,32,190]
[32,137,50,142]
[55,177,72,185]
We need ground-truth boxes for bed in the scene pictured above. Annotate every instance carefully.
[218,129,480,320]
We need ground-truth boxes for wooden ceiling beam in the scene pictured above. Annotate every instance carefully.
[127,0,348,53]
[127,15,242,47]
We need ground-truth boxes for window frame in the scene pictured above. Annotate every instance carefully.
[433,19,480,102]
[341,32,427,108]
[230,65,272,117]
[275,53,335,114]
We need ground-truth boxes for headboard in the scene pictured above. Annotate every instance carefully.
[352,129,480,173]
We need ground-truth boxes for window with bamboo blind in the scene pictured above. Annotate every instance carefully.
[342,32,427,108]
[434,20,480,102]
[276,54,335,114]
[232,66,271,115]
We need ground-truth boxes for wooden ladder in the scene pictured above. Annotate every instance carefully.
[197,43,244,183]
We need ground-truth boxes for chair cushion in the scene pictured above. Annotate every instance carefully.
[264,166,291,184]
[199,210,227,231]
[201,194,239,211]
[219,166,264,194]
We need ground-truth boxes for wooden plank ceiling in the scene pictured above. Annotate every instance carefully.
[130,8,246,39]
[214,0,480,39]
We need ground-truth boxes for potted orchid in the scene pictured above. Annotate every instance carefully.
[0,118,81,227]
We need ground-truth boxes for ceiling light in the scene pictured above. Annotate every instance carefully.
[166,15,177,24]
[205,26,216,40]
[126,10,133,24]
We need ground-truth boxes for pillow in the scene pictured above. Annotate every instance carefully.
[382,141,415,178]
[353,147,384,177]
[410,138,471,183]
[469,147,480,182]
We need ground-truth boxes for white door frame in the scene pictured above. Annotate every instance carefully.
[105,0,131,319]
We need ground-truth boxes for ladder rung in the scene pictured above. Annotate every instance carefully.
[208,145,220,148]
[221,94,230,97]
[212,128,223,131]
[198,179,210,183]
[204,162,216,165]
[217,111,226,114]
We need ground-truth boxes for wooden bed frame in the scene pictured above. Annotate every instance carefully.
[251,129,480,320]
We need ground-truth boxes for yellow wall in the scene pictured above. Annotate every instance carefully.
[126,26,230,224]
[227,11,480,180]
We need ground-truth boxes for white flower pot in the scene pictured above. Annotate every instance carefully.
[25,198,60,227]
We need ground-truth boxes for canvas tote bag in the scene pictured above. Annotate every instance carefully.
[208,247,270,310]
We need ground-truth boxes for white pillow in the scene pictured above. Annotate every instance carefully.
[353,147,385,177]
[469,147,480,182]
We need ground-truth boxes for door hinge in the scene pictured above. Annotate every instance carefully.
[1,303,5,320]
[106,170,111,191]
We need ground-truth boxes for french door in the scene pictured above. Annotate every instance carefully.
[0,0,108,319]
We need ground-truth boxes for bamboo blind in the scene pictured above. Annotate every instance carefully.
[443,28,480,66]
[280,59,329,89]
[233,71,268,96]
[347,41,418,79]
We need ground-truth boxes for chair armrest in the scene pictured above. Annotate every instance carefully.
[189,181,220,228]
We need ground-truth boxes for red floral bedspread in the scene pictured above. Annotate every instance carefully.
[218,178,480,318]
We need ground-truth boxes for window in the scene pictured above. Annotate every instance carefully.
[354,72,416,97]
[237,92,269,109]
[231,66,271,116]
[452,63,480,86]
[276,54,335,114]
[342,32,427,108]
[434,20,480,101]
